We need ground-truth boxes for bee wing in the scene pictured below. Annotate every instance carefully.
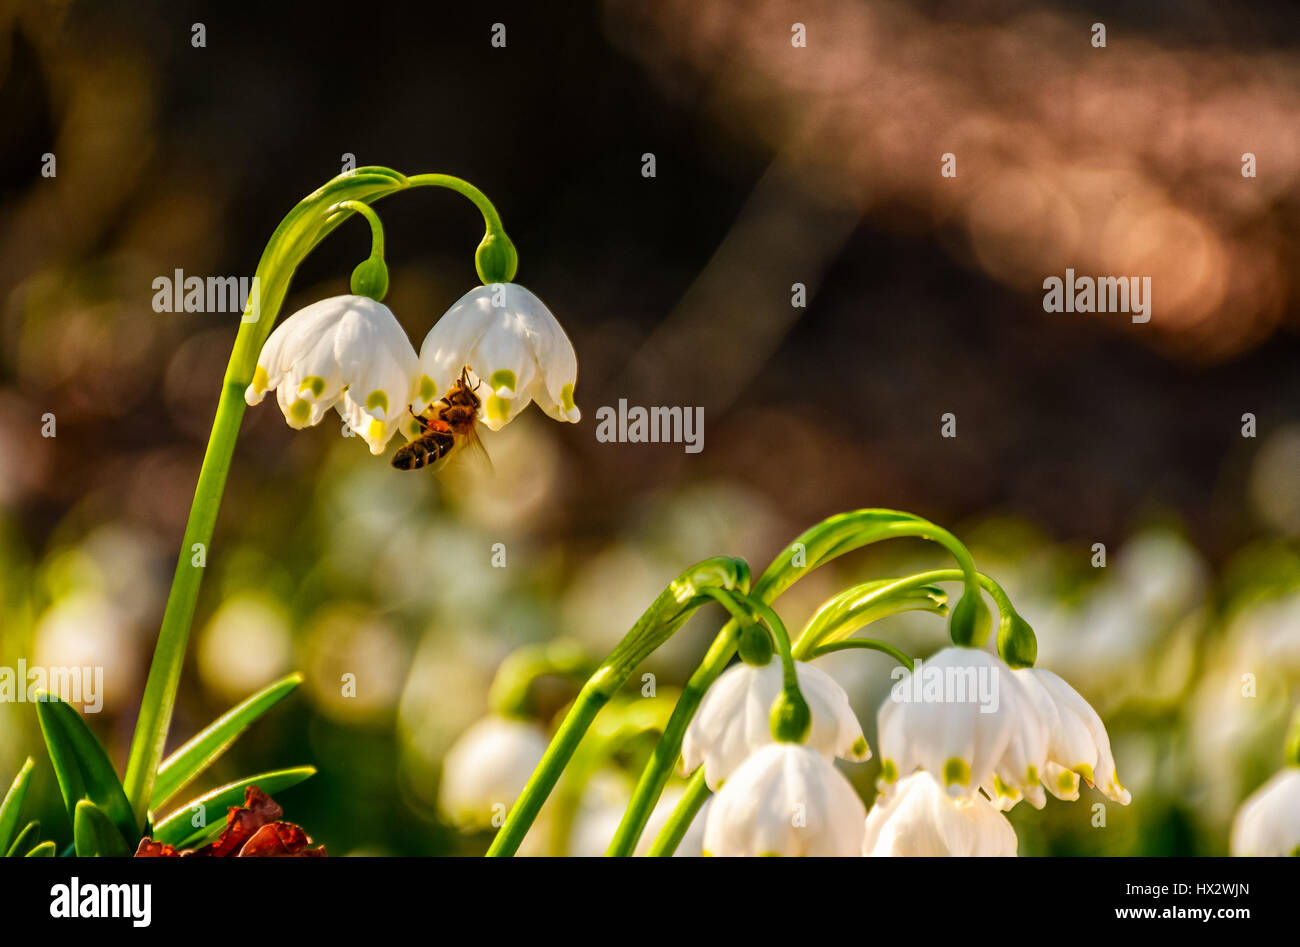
[461,423,494,475]
[427,425,493,477]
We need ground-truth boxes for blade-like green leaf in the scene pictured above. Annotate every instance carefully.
[794,577,949,657]
[152,673,302,809]
[25,841,56,857]
[73,800,131,857]
[151,766,315,848]
[5,821,39,858]
[35,693,139,844]
[0,757,35,855]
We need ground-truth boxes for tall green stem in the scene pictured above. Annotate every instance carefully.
[605,593,798,855]
[123,167,512,824]
[122,384,246,825]
[486,677,612,857]
[484,557,749,857]
[646,769,710,857]
[604,617,743,855]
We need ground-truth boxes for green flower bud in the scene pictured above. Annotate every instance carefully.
[475,230,518,285]
[769,686,812,744]
[949,590,992,648]
[737,623,774,666]
[350,256,389,301]
[997,610,1038,669]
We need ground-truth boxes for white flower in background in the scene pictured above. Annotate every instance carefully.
[197,595,292,703]
[877,647,1044,804]
[245,295,420,454]
[682,660,870,791]
[1230,768,1300,856]
[703,742,866,856]
[418,283,580,431]
[863,771,1018,857]
[437,715,548,830]
[1115,530,1207,619]
[1014,667,1131,805]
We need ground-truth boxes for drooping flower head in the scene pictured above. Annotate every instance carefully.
[437,715,549,830]
[418,283,580,432]
[702,743,867,856]
[245,294,419,454]
[876,647,1046,805]
[682,660,870,791]
[863,771,1017,857]
[1014,667,1130,805]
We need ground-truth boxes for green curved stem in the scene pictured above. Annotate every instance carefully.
[793,568,1015,658]
[646,769,710,857]
[695,588,797,691]
[806,638,915,671]
[407,173,506,233]
[743,596,798,692]
[123,167,512,824]
[329,200,385,258]
[880,567,1019,632]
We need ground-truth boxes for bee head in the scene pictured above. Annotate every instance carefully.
[454,365,484,408]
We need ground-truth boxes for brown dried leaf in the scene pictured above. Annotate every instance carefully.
[134,838,181,857]
[134,785,325,857]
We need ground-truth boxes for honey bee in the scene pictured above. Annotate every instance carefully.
[391,366,491,472]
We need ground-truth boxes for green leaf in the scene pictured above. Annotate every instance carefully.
[0,757,35,855]
[795,577,949,657]
[35,694,139,844]
[24,841,56,857]
[73,800,131,857]
[754,510,981,615]
[151,766,315,848]
[5,821,39,858]
[151,673,302,810]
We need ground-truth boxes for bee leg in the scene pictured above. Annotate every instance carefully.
[408,407,430,432]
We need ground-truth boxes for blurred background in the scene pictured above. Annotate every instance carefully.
[2,0,1299,855]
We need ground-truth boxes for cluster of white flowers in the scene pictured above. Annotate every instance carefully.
[685,645,1129,856]
[245,282,580,454]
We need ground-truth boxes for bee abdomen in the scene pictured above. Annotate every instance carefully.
[391,432,454,470]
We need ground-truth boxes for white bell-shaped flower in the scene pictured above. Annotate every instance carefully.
[702,742,866,856]
[437,715,548,830]
[1014,667,1130,805]
[245,294,420,454]
[1229,767,1300,856]
[863,771,1018,856]
[682,660,870,791]
[877,647,1045,803]
[418,283,580,432]
[983,668,1053,811]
